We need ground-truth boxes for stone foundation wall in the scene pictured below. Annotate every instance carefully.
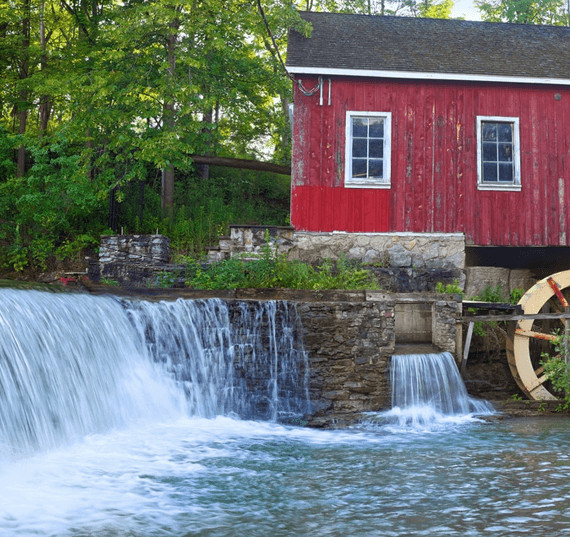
[209,226,465,270]
[464,266,535,299]
[291,231,465,269]
[278,293,460,426]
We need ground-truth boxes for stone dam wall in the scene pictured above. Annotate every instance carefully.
[296,293,460,426]
[210,295,459,427]
[87,286,461,426]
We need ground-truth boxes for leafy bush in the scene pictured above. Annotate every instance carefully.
[542,332,570,411]
[184,244,380,291]
[0,132,107,271]
[435,279,463,294]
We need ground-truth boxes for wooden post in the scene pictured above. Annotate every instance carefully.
[461,321,474,375]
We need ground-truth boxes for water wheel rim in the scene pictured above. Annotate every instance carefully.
[506,270,570,400]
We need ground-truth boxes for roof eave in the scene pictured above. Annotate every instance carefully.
[286,66,570,86]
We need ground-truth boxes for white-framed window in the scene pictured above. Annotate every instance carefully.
[345,111,392,188]
[476,116,521,191]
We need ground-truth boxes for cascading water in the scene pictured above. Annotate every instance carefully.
[382,352,494,428]
[0,289,310,458]
[0,290,187,457]
[125,297,310,421]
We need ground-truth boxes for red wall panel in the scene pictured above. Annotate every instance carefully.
[291,76,570,246]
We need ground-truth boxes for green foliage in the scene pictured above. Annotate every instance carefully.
[435,279,463,294]
[115,166,290,258]
[509,287,525,304]
[301,0,455,18]
[0,132,107,271]
[541,331,570,411]
[0,127,16,181]
[0,0,301,272]
[475,0,566,24]
[471,284,505,303]
[417,0,454,18]
[153,270,183,288]
[184,246,381,291]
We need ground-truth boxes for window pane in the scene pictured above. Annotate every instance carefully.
[352,139,367,158]
[483,163,497,182]
[498,123,513,142]
[352,159,367,178]
[483,142,497,162]
[482,123,497,141]
[498,163,513,182]
[498,143,513,162]
[369,118,384,138]
[369,159,383,178]
[369,139,383,159]
[352,118,367,138]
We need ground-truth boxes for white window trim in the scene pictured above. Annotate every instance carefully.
[476,116,521,191]
[345,111,392,189]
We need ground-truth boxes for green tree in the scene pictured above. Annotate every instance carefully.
[475,0,567,24]
[298,0,454,18]
[0,0,306,270]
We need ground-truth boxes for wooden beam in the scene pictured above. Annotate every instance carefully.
[461,312,570,322]
[190,155,291,176]
[463,300,522,311]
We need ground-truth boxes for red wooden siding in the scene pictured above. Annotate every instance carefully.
[291,76,570,246]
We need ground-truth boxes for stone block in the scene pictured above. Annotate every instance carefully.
[464,266,510,299]
[388,243,412,267]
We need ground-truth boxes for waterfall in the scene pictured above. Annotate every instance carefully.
[385,352,493,427]
[125,297,310,421]
[0,290,310,457]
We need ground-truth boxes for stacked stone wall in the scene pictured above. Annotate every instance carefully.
[291,231,465,269]
[209,226,465,270]
[297,301,395,425]
[98,235,181,286]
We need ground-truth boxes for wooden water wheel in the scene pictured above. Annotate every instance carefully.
[506,270,570,400]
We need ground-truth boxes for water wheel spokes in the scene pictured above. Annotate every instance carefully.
[506,270,570,400]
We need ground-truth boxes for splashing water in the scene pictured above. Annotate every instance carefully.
[0,290,187,457]
[0,290,310,458]
[370,352,494,430]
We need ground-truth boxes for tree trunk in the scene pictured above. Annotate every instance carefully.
[17,0,30,177]
[161,166,175,214]
[161,8,180,215]
[39,0,51,135]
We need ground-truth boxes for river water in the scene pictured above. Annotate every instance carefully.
[1,290,570,536]
[2,415,570,536]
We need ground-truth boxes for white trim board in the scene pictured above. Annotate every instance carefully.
[287,66,570,86]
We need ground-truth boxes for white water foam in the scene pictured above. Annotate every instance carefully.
[0,290,188,458]
[362,352,494,432]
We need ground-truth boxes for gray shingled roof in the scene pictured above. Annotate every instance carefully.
[286,11,570,81]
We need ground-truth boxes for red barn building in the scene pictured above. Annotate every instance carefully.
[286,12,570,271]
